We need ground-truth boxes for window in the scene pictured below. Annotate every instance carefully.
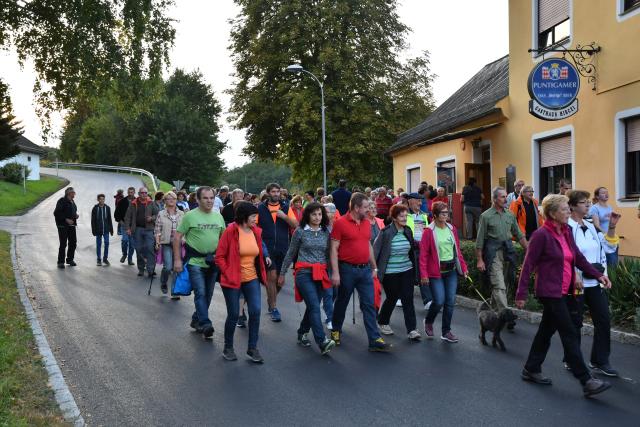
[539,133,572,197]
[407,167,421,193]
[537,0,570,50]
[624,0,640,12]
[626,116,640,197]
[436,160,456,195]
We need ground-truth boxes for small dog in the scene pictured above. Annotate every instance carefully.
[477,302,518,351]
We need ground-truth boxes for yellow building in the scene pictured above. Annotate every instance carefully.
[387,0,640,257]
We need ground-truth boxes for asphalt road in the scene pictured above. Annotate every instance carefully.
[9,168,640,426]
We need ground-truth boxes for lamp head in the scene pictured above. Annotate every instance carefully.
[286,64,304,73]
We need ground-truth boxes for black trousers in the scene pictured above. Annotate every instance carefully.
[57,225,77,264]
[377,269,417,333]
[524,296,591,385]
[566,287,611,366]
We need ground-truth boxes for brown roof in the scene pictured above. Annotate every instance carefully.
[16,135,46,155]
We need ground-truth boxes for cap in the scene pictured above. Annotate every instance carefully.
[407,192,424,199]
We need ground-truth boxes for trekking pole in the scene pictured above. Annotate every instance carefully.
[466,276,490,307]
[352,293,356,324]
[148,274,154,295]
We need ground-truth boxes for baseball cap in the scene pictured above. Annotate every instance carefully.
[407,192,424,199]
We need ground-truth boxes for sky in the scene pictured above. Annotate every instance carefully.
[0,0,509,169]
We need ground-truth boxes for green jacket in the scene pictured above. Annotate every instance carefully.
[406,211,429,235]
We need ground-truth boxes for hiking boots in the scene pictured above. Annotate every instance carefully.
[368,338,392,352]
[320,338,336,355]
[297,333,311,347]
[331,330,341,346]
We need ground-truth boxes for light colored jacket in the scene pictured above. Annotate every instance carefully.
[155,209,185,244]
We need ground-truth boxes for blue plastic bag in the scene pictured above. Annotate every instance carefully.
[172,267,192,296]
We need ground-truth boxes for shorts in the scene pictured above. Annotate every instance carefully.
[268,251,286,275]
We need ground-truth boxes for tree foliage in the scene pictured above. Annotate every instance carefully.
[220,160,292,194]
[60,70,226,186]
[228,0,435,189]
[0,79,21,162]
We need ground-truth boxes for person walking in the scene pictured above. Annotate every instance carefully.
[366,202,385,243]
[509,185,543,241]
[173,187,226,339]
[215,201,268,363]
[279,202,337,355]
[461,177,484,239]
[330,193,391,352]
[91,194,114,266]
[331,179,352,216]
[589,187,618,266]
[567,190,620,377]
[54,187,79,269]
[558,179,572,195]
[419,202,468,342]
[114,189,124,206]
[221,189,245,225]
[405,192,432,310]
[257,183,299,322]
[476,187,528,325]
[515,194,612,397]
[506,179,525,209]
[374,204,421,340]
[432,187,449,206]
[125,187,160,277]
[154,191,185,296]
[176,191,190,212]
[114,187,136,265]
[153,191,165,212]
[289,195,304,224]
[188,192,199,210]
[375,187,393,219]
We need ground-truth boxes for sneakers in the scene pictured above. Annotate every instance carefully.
[326,320,333,330]
[57,263,65,269]
[137,270,144,277]
[408,330,421,341]
[160,283,168,294]
[424,320,434,339]
[190,319,201,331]
[589,362,619,377]
[320,338,336,355]
[97,260,102,266]
[563,362,572,371]
[202,325,214,339]
[237,313,247,328]
[170,295,180,300]
[424,301,432,311]
[120,255,127,263]
[247,348,264,363]
[128,260,135,266]
[66,260,77,267]
[441,331,459,343]
[102,259,110,266]
[269,308,282,322]
[297,333,311,347]
[521,369,552,385]
[222,347,238,361]
[583,378,612,397]
[331,330,341,346]
[368,338,392,352]
[378,324,394,335]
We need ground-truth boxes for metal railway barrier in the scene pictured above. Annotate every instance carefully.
[51,162,158,192]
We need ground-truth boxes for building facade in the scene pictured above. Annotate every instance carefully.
[388,0,640,256]
[0,135,45,180]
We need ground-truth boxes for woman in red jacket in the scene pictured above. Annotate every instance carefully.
[215,201,268,363]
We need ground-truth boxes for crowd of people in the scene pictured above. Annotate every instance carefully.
[52,176,636,397]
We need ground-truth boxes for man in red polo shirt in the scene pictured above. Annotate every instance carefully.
[330,192,391,352]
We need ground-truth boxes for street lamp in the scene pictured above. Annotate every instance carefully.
[286,64,327,192]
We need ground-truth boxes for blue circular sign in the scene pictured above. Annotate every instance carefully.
[528,58,580,109]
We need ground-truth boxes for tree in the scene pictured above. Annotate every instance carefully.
[0,79,21,162]
[228,0,435,189]
[220,160,293,194]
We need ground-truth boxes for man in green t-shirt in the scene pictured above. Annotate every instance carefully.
[173,187,225,339]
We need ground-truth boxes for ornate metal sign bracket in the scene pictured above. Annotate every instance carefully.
[528,42,601,90]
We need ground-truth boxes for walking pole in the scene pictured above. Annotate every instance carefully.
[148,274,154,295]
[352,293,356,324]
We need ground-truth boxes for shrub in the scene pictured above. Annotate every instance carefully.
[607,257,640,332]
[1,162,30,184]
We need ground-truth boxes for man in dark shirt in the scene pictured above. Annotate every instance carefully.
[221,188,245,225]
[53,187,79,268]
[331,179,352,215]
[114,187,136,264]
[461,177,484,239]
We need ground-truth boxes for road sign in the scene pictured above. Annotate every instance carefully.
[173,180,185,190]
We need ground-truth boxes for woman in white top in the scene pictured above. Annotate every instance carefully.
[567,190,620,377]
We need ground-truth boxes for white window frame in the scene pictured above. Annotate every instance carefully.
[531,0,573,61]
[531,125,575,200]
[614,106,640,207]
[617,0,640,22]
[405,163,421,193]
[434,155,457,192]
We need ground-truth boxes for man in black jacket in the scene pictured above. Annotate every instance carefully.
[91,194,114,266]
[53,187,79,268]
[114,187,136,264]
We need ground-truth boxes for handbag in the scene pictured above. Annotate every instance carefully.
[172,267,192,296]
[439,260,456,272]
[583,262,605,280]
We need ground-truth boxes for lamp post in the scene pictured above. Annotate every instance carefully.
[285,64,327,192]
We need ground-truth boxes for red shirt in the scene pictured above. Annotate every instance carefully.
[330,213,371,264]
[375,196,393,217]
[432,196,449,205]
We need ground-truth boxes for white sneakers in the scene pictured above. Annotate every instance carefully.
[408,330,422,340]
[378,324,394,335]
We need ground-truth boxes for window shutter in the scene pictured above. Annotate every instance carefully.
[626,116,640,153]
[408,168,420,193]
[539,0,570,33]
[540,134,571,168]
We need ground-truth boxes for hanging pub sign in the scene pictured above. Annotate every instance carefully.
[528,57,580,121]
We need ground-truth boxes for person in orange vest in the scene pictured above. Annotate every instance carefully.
[509,185,543,241]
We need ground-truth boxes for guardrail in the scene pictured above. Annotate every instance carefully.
[51,162,158,192]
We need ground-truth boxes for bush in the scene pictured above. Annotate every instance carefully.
[608,257,640,332]
[1,162,30,184]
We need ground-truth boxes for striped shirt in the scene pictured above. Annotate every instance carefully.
[386,232,413,274]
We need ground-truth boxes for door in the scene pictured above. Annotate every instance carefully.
[465,163,491,210]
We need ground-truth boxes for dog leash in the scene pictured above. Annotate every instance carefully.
[465,276,491,307]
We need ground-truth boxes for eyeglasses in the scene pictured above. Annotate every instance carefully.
[439,211,450,215]
[139,192,148,194]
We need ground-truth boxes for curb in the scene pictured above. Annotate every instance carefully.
[455,295,640,346]
[11,235,85,426]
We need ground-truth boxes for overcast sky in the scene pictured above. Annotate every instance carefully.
[1,0,508,169]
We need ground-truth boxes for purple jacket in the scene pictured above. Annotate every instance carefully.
[516,223,604,301]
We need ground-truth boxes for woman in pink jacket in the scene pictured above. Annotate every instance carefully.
[419,202,468,343]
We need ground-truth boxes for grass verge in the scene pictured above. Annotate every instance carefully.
[0,175,68,216]
[141,175,174,197]
[0,231,67,425]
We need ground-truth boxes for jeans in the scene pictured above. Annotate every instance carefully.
[425,269,458,334]
[119,223,135,262]
[525,296,591,385]
[134,228,155,273]
[605,248,618,267]
[322,286,334,323]
[221,279,261,349]
[161,244,174,286]
[187,263,218,329]
[332,263,381,343]
[96,232,110,261]
[57,225,77,264]
[378,269,417,333]
[566,287,612,366]
[296,270,327,345]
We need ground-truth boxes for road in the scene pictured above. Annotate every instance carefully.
[9,168,640,426]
